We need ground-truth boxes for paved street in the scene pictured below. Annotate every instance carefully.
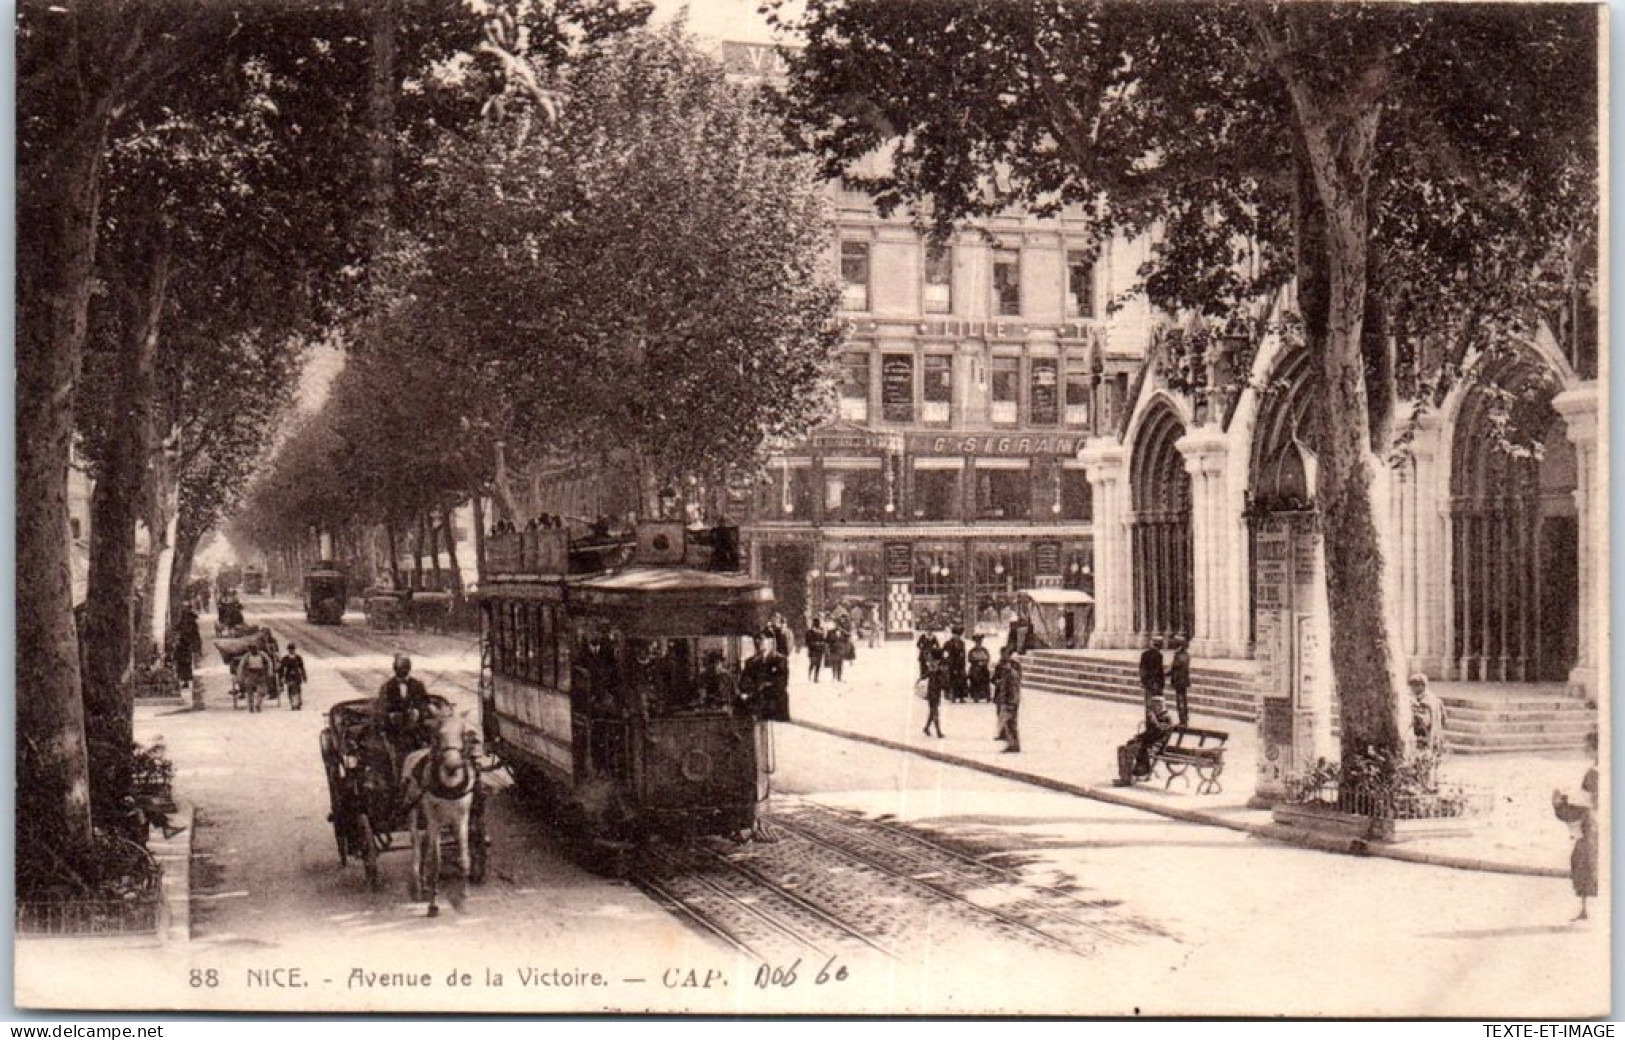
[16,598,1607,1015]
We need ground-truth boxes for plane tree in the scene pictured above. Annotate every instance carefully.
[389,24,845,515]
[772,0,1597,775]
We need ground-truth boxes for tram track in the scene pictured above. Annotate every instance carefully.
[630,800,1173,965]
[634,842,897,962]
[771,805,1169,949]
[261,607,1174,966]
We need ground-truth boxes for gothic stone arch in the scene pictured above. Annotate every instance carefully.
[1130,400,1193,640]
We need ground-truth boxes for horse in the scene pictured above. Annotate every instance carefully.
[400,711,482,918]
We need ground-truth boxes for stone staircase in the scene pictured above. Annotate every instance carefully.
[1022,652,1596,754]
[1021,650,1261,722]
[1433,682,1596,754]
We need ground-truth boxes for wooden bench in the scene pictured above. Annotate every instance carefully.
[1151,726,1229,795]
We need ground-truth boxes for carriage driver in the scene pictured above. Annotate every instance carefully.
[378,654,434,751]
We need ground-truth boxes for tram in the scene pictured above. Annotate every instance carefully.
[476,521,777,861]
[304,562,349,624]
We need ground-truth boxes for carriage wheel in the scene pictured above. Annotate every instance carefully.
[469,796,489,884]
[320,735,348,865]
[358,812,380,890]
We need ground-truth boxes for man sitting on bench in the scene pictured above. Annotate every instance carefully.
[1114,694,1178,787]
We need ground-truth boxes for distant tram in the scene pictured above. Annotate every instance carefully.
[242,565,266,595]
[476,521,777,862]
[304,562,349,625]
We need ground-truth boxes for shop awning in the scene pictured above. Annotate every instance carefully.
[1018,587,1094,605]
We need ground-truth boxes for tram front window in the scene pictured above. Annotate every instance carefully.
[618,636,748,716]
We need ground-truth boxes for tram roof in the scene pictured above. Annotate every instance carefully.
[477,565,776,635]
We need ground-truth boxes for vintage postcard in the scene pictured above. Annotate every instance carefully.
[13,0,1607,1017]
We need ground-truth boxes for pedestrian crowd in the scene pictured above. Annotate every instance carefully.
[907,622,1025,752]
[803,608,867,684]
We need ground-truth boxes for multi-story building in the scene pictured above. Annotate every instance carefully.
[522,34,1603,758]
[740,185,1153,641]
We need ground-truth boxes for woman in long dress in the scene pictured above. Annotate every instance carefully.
[1553,730,1600,921]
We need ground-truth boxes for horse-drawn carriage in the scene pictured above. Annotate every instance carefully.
[319,694,490,915]
[362,587,454,633]
[214,627,282,710]
[362,588,408,632]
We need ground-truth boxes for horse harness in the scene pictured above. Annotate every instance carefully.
[402,730,479,812]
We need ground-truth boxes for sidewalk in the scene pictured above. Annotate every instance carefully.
[786,642,1584,877]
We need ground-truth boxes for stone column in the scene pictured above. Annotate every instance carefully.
[1553,386,1599,701]
[1080,439,1130,647]
[1177,430,1248,658]
[1407,417,1451,676]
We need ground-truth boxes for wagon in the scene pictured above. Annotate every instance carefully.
[318,696,490,891]
[362,589,408,632]
[213,628,282,710]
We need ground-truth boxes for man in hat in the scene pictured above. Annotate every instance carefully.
[992,644,1023,752]
[1168,635,1192,727]
[1115,694,1177,786]
[1138,635,1166,723]
[378,654,434,751]
[943,625,968,703]
[278,642,308,710]
[742,634,790,721]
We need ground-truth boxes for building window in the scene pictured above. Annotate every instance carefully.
[880,353,914,423]
[841,240,871,311]
[1030,357,1059,426]
[820,546,884,608]
[911,462,963,521]
[1066,250,1096,318]
[924,245,952,314]
[993,248,1021,316]
[1065,358,1092,427]
[990,356,1020,426]
[974,464,1031,520]
[972,545,1034,619]
[757,462,817,520]
[1062,543,1095,594]
[824,463,886,523]
[923,354,953,425]
[840,352,871,422]
[1060,468,1093,521]
[70,518,82,541]
[913,546,961,598]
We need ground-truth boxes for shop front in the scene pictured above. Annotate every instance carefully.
[746,530,1093,640]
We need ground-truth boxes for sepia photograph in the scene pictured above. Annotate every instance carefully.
[13,0,1608,1018]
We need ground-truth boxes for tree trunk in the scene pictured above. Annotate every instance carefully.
[412,514,427,589]
[471,495,487,585]
[17,112,112,860]
[1279,69,1407,773]
[492,442,523,524]
[441,504,464,595]
[428,513,445,589]
[367,0,398,294]
[82,243,171,824]
[168,525,201,622]
[385,524,401,588]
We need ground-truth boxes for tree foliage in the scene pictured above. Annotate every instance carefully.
[390,24,844,505]
[772,0,1597,772]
